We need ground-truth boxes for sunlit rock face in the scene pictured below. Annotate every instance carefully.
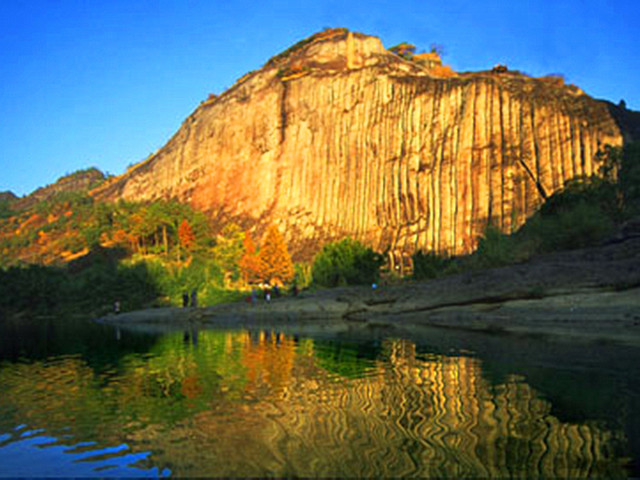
[92,30,625,260]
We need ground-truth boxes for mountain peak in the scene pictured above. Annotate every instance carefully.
[265,29,386,71]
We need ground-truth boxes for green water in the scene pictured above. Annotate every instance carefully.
[0,316,638,477]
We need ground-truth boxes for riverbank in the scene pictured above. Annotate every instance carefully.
[99,234,640,346]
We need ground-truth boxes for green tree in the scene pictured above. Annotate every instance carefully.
[312,238,384,287]
[389,42,416,59]
[211,224,245,285]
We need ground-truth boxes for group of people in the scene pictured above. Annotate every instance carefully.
[182,289,198,308]
[249,284,298,305]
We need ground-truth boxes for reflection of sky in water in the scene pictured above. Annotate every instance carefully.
[0,427,170,478]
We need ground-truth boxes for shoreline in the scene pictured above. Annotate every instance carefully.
[98,285,640,346]
[98,236,640,346]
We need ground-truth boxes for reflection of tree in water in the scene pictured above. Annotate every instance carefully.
[0,333,629,477]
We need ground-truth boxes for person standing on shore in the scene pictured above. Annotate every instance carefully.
[190,289,198,308]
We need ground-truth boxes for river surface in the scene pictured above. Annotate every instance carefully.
[0,316,639,478]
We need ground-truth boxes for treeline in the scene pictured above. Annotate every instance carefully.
[0,187,386,316]
[0,192,212,266]
[0,192,291,315]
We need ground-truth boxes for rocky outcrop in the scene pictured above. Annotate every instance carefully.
[92,29,630,261]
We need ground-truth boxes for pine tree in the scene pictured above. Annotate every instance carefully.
[258,225,294,285]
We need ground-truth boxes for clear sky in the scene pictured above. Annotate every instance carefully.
[1,0,638,196]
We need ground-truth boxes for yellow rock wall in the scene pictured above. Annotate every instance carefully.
[93,32,623,259]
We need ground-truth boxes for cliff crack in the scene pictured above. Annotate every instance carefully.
[517,157,548,200]
[280,82,288,144]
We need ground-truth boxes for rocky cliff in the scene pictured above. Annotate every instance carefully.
[92,29,631,263]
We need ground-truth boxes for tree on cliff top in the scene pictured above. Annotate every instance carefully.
[257,226,294,285]
[389,42,416,60]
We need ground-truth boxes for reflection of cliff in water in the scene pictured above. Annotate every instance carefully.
[0,331,629,477]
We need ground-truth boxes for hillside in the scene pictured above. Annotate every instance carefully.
[91,28,637,264]
[14,168,106,212]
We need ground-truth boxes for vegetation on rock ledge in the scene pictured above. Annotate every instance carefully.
[413,142,640,279]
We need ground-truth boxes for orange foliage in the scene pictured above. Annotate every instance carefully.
[430,65,457,78]
[180,376,202,400]
[112,228,135,247]
[257,226,294,285]
[242,332,296,397]
[178,219,196,250]
[239,234,262,284]
[22,213,42,229]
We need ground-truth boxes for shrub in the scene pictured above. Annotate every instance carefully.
[515,172,621,253]
[293,262,312,289]
[474,225,517,268]
[411,251,452,280]
[620,142,640,215]
[312,238,384,288]
[524,201,615,252]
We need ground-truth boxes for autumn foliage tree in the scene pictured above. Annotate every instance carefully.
[238,233,262,284]
[178,219,196,258]
[257,226,294,285]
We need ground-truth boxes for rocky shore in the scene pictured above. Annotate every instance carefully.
[99,233,640,346]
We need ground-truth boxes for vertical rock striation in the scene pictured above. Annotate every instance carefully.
[92,30,626,261]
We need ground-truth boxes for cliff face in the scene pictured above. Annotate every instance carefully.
[92,30,626,261]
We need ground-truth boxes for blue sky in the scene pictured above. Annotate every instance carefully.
[1,0,638,196]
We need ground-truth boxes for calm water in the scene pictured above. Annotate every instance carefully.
[0,317,639,478]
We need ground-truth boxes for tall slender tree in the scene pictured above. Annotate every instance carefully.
[178,219,195,259]
[239,233,262,284]
[258,226,294,285]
